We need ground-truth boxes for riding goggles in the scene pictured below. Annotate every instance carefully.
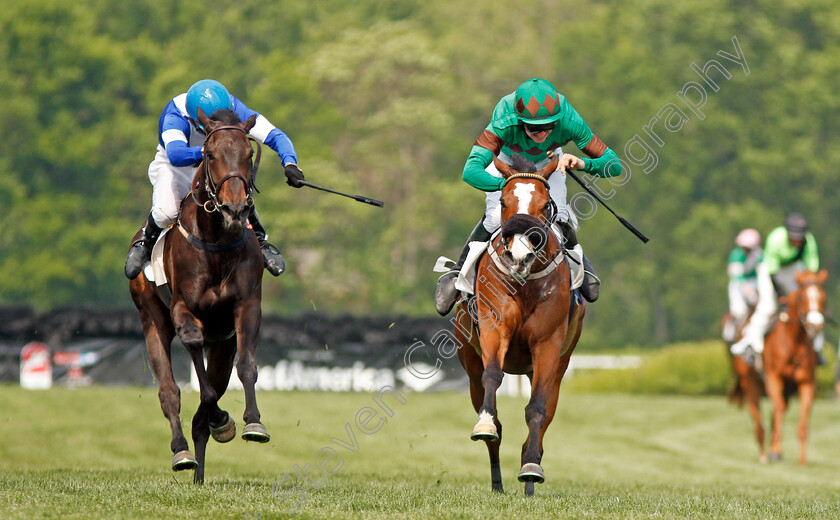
[523,122,556,134]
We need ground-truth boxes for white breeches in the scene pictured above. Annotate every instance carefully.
[482,159,579,233]
[148,146,198,228]
[728,279,758,320]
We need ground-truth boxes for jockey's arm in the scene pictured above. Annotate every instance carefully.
[161,113,203,167]
[462,145,505,192]
[565,102,622,178]
[232,98,298,166]
[803,233,819,272]
[462,123,506,191]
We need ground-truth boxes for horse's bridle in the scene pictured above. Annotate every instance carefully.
[494,173,559,257]
[793,279,825,332]
[192,125,262,213]
[489,173,563,279]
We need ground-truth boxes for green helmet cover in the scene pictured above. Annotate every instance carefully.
[514,78,563,124]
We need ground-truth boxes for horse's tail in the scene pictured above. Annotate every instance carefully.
[728,377,745,408]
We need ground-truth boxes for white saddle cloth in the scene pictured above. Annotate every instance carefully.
[433,224,578,296]
[142,227,171,286]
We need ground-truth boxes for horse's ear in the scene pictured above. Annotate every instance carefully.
[197,107,214,132]
[537,157,559,181]
[493,156,518,179]
[243,114,257,134]
[818,269,829,284]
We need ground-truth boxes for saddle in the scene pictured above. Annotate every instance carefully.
[142,227,172,286]
[433,223,584,323]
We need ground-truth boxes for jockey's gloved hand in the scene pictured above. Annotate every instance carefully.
[284,163,305,188]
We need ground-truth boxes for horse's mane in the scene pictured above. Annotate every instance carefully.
[210,108,241,125]
[511,153,537,173]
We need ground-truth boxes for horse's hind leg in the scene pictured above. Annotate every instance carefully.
[235,298,270,442]
[130,279,195,471]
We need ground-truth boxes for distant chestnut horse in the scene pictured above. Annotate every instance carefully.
[129,108,269,484]
[454,155,585,496]
[724,310,767,462]
[763,269,827,464]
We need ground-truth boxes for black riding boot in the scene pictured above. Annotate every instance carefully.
[125,213,163,279]
[434,217,491,316]
[558,220,600,302]
[249,207,285,277]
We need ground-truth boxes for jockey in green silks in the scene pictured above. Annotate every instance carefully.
[730,213,825,365]
[722,228,763,343]
[434,78,622,316]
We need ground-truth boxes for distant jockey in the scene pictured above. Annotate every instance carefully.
[722,228,762,343]
[730,213,825,365]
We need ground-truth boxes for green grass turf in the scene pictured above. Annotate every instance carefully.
[1,386,840,519]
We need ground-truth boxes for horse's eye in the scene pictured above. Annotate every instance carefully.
[249,150,254,159]
[205,150,214,160]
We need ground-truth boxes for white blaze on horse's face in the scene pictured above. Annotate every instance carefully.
[509,182,537,267]
[805,285,824,331]
[513,183,536,215]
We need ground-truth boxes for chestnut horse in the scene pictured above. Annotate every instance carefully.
[129,108,269,483]
[763,269,827,464]
[724,310,767,462]
[454,155,585,496]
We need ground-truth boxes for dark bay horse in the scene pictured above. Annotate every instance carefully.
[129,108,269,483]
[763,269,827,464]
[454,155,586,496]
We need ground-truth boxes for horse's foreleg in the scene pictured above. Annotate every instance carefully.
[765,372,786,461]
[172,301,215,483]
[460,344,504,493]
[796,381,815,465]
[471,358,504,443]
[235,298,269,442]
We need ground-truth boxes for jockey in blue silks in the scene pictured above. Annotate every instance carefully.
[125,79,305,279]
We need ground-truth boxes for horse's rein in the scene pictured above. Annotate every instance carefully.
[192,125,262,213]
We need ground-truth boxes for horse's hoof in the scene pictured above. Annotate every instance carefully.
[518,463,545,483]
[768,452,782,462]
[524,481,535,496]
[758,454,768,464]
[172,450,198,471]
[242,423,271,443]
[210,415,236,443]
[470,420,499,442]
